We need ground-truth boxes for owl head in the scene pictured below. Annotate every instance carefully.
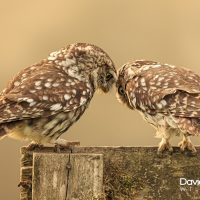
[116,60,159,108]
[68,43,117,93]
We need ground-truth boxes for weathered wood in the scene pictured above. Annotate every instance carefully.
[20,150,33,200]
[30,152,103,200]
[32,153,70,200]
[20,167,32,200]
[20,146,200,200]
[67,154,103,200]
[20,147,72,200]
[74,146,200,200]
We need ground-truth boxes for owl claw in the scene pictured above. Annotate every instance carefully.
[26,143,44,151]
[178,138,197,155]
[54,139,80,153]
[157,139,173,155]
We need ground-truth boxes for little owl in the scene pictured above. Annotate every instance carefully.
[0,43,116,147]
[117,60,200,155]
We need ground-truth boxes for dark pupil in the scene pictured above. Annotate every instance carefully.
[118,86,125,95]
[106,74,113,81]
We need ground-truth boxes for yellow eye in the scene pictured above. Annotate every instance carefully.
[118,86,125,95]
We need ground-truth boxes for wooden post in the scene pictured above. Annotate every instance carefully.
[20,149,34,200]
[32,153,70,200]
[32,153,103,200]
[20,146,200,200]
[20,148,103,200]
[67,154,103,200]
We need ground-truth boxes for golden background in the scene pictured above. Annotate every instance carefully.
[1,1,200,198]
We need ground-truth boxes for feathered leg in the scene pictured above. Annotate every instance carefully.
[178,134,196,154]
[157,135,173,154]
[157,124,173,154]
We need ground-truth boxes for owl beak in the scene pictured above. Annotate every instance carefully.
[98,71,116,93]
[101,79,116,93]
[100,84,110,93]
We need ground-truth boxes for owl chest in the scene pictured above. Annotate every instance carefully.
[7,103,88,144]
[139,112,164,128]
[41,104,88,139]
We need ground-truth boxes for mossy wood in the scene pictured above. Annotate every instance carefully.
[20,146,200,200]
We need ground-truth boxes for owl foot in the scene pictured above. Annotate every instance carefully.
[157,138,173,155]
[54,138,80,153]
[26,143,44,151]
[178,136,197,156]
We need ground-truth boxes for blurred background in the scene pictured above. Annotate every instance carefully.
[1,0,200,199]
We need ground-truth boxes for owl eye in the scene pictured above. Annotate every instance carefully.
[118,86,125,96]
[105,73,113,81]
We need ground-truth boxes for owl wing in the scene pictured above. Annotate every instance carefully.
[163,91,200,118]
[127,64,200,117]
[0,69,93,124]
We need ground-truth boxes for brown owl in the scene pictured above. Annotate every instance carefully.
[117,60,200,154]
[0,43,116,146]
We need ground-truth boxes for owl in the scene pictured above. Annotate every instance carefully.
[0,43,116,147]
[117,60,200,154]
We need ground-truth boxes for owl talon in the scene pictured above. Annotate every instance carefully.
[157,139,173,154]
[178,137,197,155]
[26,143,44,151]
[54,139,80,152]
[157,148,173,156]
[54,144,63,153]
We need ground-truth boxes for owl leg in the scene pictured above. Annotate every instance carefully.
[178,134,197,155]
[157,128,173,154]
[157,137,173,154]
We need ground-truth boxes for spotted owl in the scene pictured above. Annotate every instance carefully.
[117,60,200,154]
[0,43,116,146]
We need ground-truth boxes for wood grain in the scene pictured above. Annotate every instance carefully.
[67,153,103,200]
[32,153,70,200]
